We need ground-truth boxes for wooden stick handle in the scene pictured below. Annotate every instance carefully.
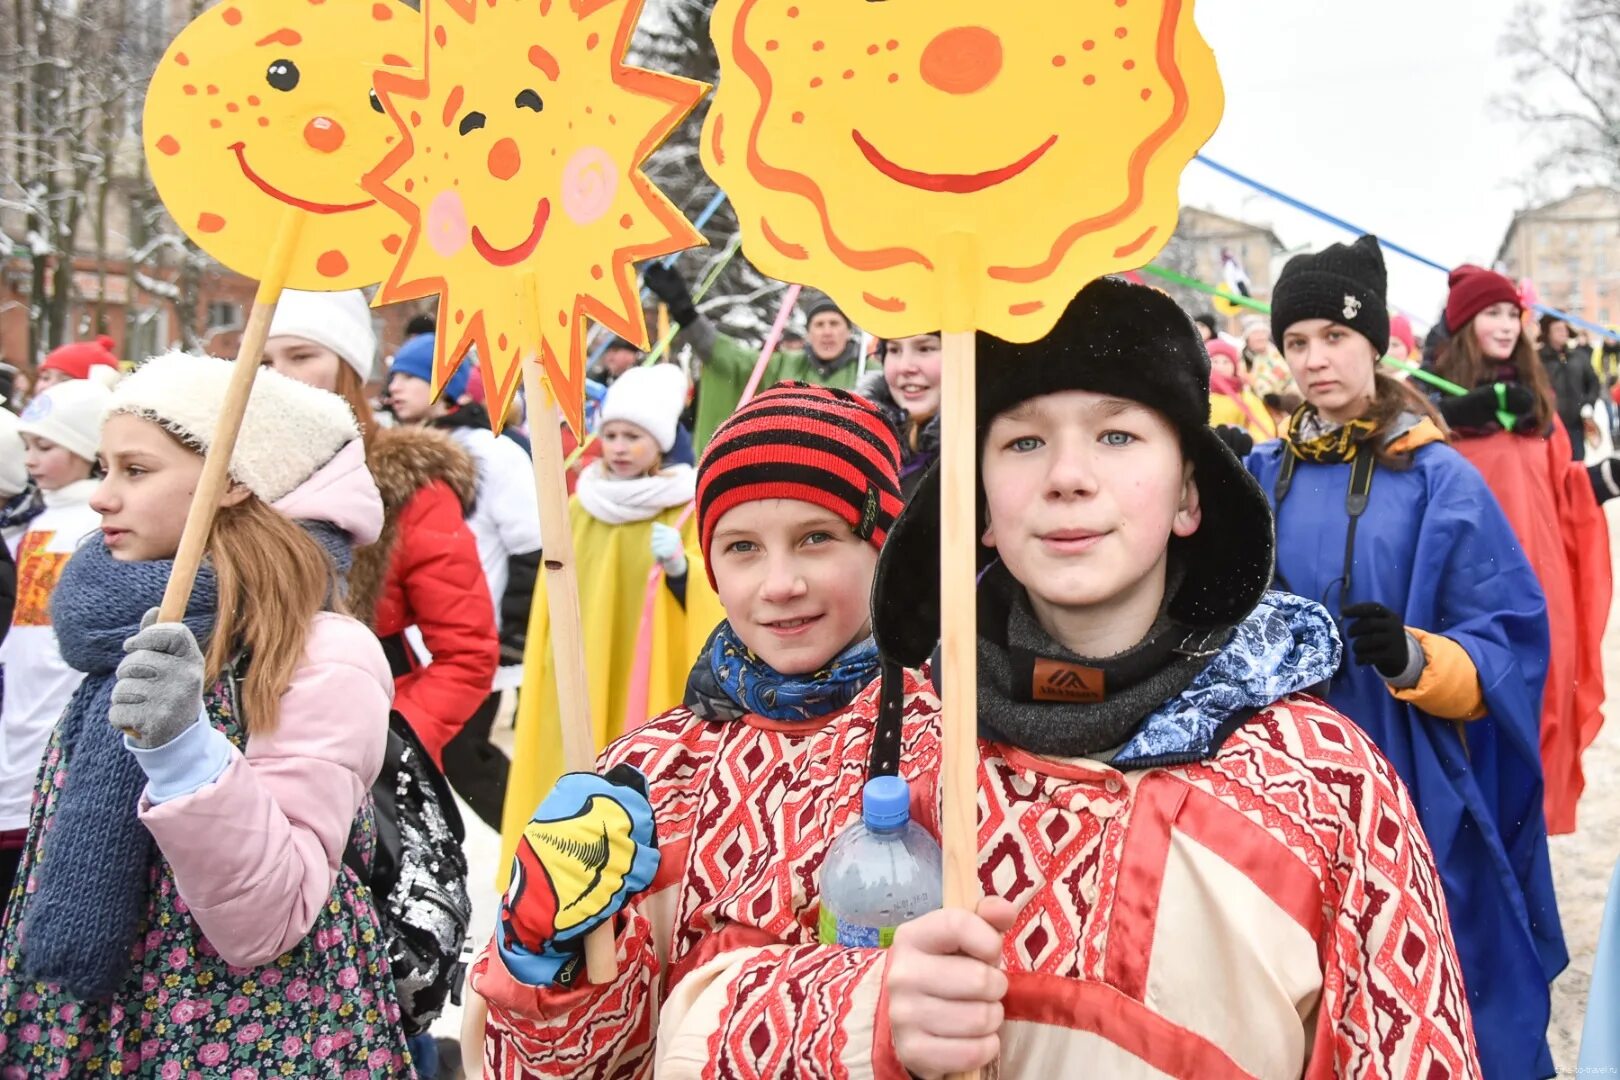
[156,208,304,624]
[521,277,616,985]
[939,237,983,1080]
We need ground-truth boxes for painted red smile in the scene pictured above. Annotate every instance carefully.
[471,199,551,267]
[230,143,376,214]
[852,130,1057,194]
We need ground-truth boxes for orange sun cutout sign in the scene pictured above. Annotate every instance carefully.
[364,0,707,433]
[702,0,1223,341]
[144,0,420,289]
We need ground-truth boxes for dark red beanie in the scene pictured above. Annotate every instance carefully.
[696,382,903,589]
[40,335,118,381]
[1445,266,1520,334]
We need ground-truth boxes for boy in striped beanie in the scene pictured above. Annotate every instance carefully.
[474,382,944,1068]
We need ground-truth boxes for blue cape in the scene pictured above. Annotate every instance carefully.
[1246,438,1564,1079]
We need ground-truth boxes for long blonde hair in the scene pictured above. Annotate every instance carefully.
[206,495,341,735]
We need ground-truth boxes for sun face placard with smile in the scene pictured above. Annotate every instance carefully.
[143,0,420,289]
[364,0,707,433]
[702,0,1223,341]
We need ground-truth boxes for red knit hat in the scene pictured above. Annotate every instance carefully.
[1389,313,1417,354]
[696,382,903,588]
[40,335,118,381]
[1444,265,1521,334]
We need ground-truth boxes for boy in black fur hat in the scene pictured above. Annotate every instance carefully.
[871,277,1479,1077]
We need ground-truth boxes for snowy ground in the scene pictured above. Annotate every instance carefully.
[434,501,1620,1074]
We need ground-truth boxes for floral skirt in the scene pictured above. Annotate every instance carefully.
[0,704,413,1077]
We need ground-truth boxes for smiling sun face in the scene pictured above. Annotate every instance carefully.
[143,0,420,289]
[364,0,706,432]
[702,0,1222,342]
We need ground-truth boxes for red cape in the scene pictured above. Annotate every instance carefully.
[1454,420,1611,834]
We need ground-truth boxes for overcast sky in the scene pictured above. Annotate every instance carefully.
[1182,0,1542,327]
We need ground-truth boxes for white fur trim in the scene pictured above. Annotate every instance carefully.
[600,363,688,452]
[0,406,28,498]
[19,379,113,464]
[266,289,377,382]
[107,351,360,503]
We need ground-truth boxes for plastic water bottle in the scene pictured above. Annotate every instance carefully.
[818,775,943,948]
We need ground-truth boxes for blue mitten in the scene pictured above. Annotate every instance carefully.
[498,765,660,987]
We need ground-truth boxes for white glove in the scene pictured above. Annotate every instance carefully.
[650,522,688,578]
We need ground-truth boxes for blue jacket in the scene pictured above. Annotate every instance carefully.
[1246,436,1564,1079]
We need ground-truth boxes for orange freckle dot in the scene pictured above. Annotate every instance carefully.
[812,41,824,51]
[226,102,239,113]
[620,214,633,229]
[842,69,854,79]
[557,311,567,328]
[766,40,778,51]
[585,105,593,115]
[609,114,616,125]
[383,234,402,254]
[786,5,799,15]
[404,179,415,193]
[221,7,241,25]
[791,111,804,123]
[809,77,822,88]
[434,25,447,47]
[888,73,899,83]
[867,44,879,55]
[206,85,218,95]
[183,85,197,96]
[317,251,349,278]
[586,32,599,49]
[410,111,421,127]
[1115,26,1128,38]
[247,95,259,106]
[176,52,189,66]
[1140,88,1152,100]
[210,119,222,129]
[886,39,899,50]
[498,333,509,351]
[1123,59,1135,70]
[591,265,603,280]
[156,135,180,156]
[1053,55,1066,67]
[1083,39,1096,50]
[455,309,465,325]
[197,213,225,233]
[1084,74,1096,86]
[372,2,393,19]
[257,117,268,127]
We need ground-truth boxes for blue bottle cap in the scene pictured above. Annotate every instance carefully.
[862,775,911,830]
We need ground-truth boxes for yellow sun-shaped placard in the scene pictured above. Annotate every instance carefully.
[363,0,707,432]
[701,0,1223,342]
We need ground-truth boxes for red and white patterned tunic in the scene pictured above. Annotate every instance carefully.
[474,671,1480,1079]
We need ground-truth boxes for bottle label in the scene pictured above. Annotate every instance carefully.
[818,904,896,949]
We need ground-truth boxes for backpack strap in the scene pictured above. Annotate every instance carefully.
[866,658,905,779]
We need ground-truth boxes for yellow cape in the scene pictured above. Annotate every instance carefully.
[500,501,717,883]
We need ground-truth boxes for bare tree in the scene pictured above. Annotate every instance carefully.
[1499,1,1620,188]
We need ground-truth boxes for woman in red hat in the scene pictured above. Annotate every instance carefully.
[34,335,120,393]
[1433,265,1611,835]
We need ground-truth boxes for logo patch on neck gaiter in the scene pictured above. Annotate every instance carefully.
[1032,657,1105,703]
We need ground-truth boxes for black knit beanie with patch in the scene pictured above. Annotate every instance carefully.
[1270,234,1391,355]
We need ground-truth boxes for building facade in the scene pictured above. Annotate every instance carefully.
[1495,186,1620,330]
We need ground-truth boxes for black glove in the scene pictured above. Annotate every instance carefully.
[1211,424,1254,458]
[1341,602,1412,680]
[1436,384,1536,431]
[641,262,699,326]
[1591,457,1620,506]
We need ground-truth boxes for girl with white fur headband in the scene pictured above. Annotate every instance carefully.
[0,353,412,1075]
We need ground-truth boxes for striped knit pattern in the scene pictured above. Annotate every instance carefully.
[696,383,903,588]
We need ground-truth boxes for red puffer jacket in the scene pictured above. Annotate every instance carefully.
[349,426,498,765]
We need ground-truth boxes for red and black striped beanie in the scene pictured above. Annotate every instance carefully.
[697,382,904,587]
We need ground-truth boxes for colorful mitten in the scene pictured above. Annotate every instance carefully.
[498,765,660,987]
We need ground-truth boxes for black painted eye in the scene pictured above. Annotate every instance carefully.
[369,88,384,114]
[515,88,543,112]
[266,59,299,92]
[458,111,486,136]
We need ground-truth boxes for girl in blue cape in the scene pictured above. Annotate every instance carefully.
[1243,235,1564,1078]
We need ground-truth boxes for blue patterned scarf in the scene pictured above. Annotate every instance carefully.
[684,621,881,723]
[21,536,219,999]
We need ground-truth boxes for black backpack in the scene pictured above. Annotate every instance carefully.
[346,710,473,1038]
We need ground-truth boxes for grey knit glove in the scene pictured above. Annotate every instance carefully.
[110,609,205,750]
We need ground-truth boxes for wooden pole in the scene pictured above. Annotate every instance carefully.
[939,235,983,1080]
[155,207,305,624]
[521,274,617,985]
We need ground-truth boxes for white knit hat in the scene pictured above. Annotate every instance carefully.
[107,352,360,503]
[266,289,378,382]
[0,408,28,498]
[19,379,114,464]
[600,363,688,452]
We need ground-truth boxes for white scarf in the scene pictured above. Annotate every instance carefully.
[575,461,696,525]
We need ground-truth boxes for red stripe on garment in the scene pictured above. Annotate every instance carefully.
[1102,772,1186,1001]
[1003,973,1255,1079]
[1175,783,1326,942]
[664,921,781,993]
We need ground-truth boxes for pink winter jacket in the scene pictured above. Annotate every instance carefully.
[136,440,392,969]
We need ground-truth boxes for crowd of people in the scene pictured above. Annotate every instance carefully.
[0,231,1615,1077]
